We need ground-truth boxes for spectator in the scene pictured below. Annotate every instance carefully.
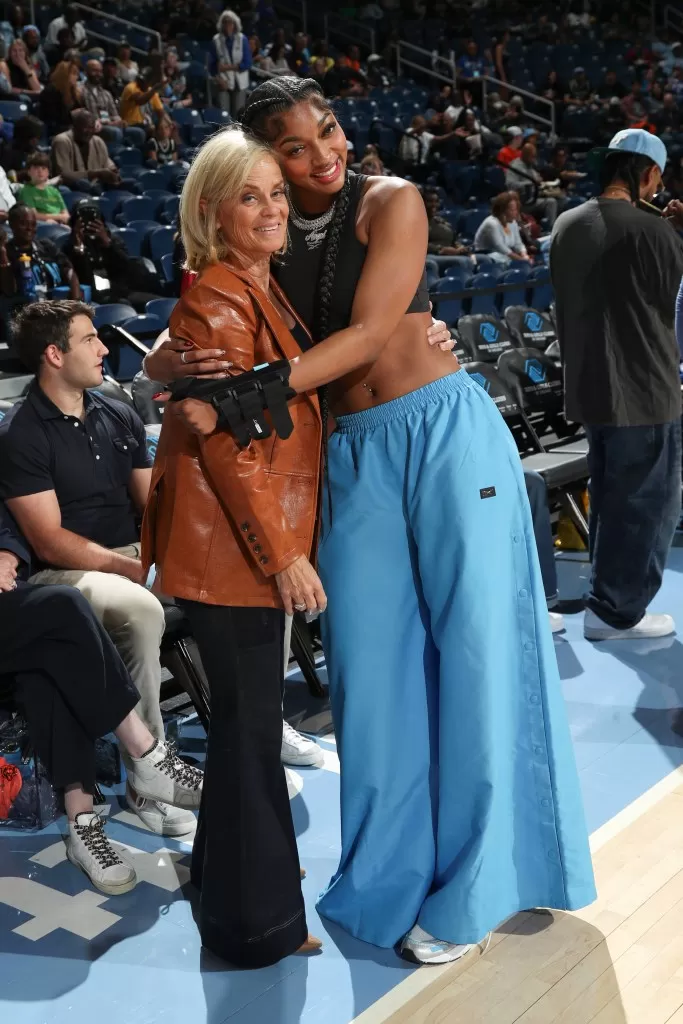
[64,198,162,309]
[39,59,83,136]
[263,25,291,58]
[260,42,290,77]
[474,190,531,264]
[310,38,333,72]
[339,43,361,73]
[565,66,596,109]
[598,94,629,141]
[493,29,511,89]
[453,108,485,159]
[540,145,586,190]
[0,3,24,52]
[0,52,10,96]
[622,80,653,128]
[82,58,126,144]
[48,25,76,69]
[456,39,491,102]
[212,9,252,117]
[17,152,69,224]
[541,70,565,105]
[116,43,138,85]
[596,69,627,105]
[0,299,200,837]
[399,113,434,170]
[21,26,49,83]
[102,56,123,101]
[429,82,456,114]
[625,41,655,68]
[162,47,192,109]
[0,205,79,307]
[7,38,42,96]
[424,189,472,263]
[288,32,310,77]
[322,53,367,98]
[45,4,87,54]
[655,90,681,134]
[146,116,179,165]
[0,161,14,220]
[119,66,165,136]
[359,152,388,175]
[506,142,560,227]
[648,79,665,116]
[309,55,327,87]
[51,109,120,192]
[0,114,43,180]
[497,125,523,166]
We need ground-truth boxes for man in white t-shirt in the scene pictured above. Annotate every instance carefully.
[399,115,434,174]
[45,5,87,51]
[0,166,16,222]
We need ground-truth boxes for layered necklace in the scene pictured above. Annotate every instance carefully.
[287,189,338,251]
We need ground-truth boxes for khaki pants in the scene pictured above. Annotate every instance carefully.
[30,544,165,741]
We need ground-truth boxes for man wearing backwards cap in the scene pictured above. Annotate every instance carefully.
[550,128,683,641]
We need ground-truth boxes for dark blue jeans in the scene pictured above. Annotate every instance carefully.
[524,469,558,604]
[585,420,682,629]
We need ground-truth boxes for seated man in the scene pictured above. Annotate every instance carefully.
[506,142,560,227]
[50,110,121,192]
[0,299,197,836]
[81,58,126,145]
[0,501,202,892]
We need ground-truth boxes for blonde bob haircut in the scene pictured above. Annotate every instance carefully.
[180,126,277,274]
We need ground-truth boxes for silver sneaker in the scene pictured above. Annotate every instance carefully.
[125,741,202,809]
[126,783,197,837]
[282,721,324,768]
[400,924,475,965]
[67,813,136,896]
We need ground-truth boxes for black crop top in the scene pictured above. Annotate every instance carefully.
[273,173,430,337]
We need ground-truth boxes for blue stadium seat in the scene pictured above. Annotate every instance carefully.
[118,197,158,224]
[191,123,218,146]
[528,267,554,311]
[120,314,166,337]
[138,170,169,192]
[117,148,144,168]
[97,190,135,222]
[498,268,530,309]
[62,191,90,212]
[202,107,232,128]
[93,303,137,328]
[432,277,464,326]
[459,208,488,238]
[468,272,499,316]
[160,252,175,284]
[171,107,202,142]
[0,99,28,120]
[36,223,71,246]
[142,189,175,214]
[145,298,177,324]
[110,227,143,258]
[148,226,176,263]
[160,195,180,225]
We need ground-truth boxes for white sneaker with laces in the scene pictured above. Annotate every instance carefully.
[400,924,475,965]
[125,783,196,837]
[124,740,202,809]
[549,611,565,634]
[584,608,675,640]
[281,720,324,768]
[67,812,137,896]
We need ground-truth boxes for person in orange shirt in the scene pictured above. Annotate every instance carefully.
[338,43,361,73]
[119,67,165,135]
[496,125,523,166]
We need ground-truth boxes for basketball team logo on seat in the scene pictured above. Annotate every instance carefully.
[524,311,544,333]
[469,373,491,393]
[524,358,546,384]
[479,322,499,345]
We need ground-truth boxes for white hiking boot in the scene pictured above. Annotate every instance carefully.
[124,740,202,809]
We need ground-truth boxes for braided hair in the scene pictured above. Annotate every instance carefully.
[600,150,655,204]
[243,77,352,515]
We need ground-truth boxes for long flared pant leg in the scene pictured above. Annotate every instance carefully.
[316,433,440,947]
[407,383,596,944]
[178,601,307,969]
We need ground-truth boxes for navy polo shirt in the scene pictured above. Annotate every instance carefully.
[0,382,152,556]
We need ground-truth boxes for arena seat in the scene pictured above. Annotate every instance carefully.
[457,313,515,363]
[98,190,135,221]
[147,226,176,264]
[121,314,166,338]
[117,147,144,168]
[467,273,501,316]
[0,99,28,120]
[93,303,137,328]
[160,252,175,284]
[160,196,180,225]
[497,268,530,309]
[118,197,158,225]
[110,226,143,258]
[497,347,565,416]
[504,306,557,351]
[145,298,177,325]
[528,267,554,311]
[432,278,464,326]
[138,170,170,192]
[36,223,71,247]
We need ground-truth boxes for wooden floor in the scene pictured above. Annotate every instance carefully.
[354,768,683,1024]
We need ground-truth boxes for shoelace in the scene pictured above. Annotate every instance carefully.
[157,742,202,791]
[282,722,310,748]
[76,816,123,869]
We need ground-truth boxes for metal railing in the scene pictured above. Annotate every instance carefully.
[72,3,162,53]
[275,0,308,34]
[482,74,555,138]
[324,11,376,56]
[664,3,683,35]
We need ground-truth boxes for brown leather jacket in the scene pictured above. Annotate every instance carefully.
[141,262,322,608]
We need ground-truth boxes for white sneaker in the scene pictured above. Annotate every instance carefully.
[67,813,136,896]
[125,783,196,837]
[400,924,474,965]
[549,611,565,634]
[282,720,324,768]
[124,740,202,809]
[584,608,675,641]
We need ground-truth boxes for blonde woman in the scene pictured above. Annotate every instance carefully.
[212,10,251,116]
[140,127,323,968]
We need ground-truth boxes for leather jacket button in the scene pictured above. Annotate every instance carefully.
[248,534,257,543]
[259,555,269,565]
[253,544,262,553]
[240,522,250,532]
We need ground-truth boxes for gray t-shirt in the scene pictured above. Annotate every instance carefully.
[550,197,683,426]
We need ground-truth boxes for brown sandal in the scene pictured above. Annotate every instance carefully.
[300,867,306,879]
[297,934,323,953]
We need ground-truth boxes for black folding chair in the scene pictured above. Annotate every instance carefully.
[503,306,557,352]
[457,313,515,364]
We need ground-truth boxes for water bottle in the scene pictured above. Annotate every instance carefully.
[18,252,36,300]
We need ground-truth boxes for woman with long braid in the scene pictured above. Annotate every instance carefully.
[145,77,595,965]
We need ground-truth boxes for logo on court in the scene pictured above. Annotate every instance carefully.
[469,372,491,393]
[479,322,499,345]
[524,311,543,333]
[525,358,546,384]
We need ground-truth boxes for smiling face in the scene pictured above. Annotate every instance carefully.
[215,155,288,263]
[271,100,347,197]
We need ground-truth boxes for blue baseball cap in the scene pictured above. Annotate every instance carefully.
[589,128,668,175]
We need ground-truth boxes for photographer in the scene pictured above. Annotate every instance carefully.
[64,198,162,310]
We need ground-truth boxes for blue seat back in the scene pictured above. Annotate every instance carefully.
[119,197,157,225]
[148,226,176,263]
[93,303,137,328]
[145,298,177,325]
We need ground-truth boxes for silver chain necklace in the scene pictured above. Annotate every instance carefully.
[287,191,338,233]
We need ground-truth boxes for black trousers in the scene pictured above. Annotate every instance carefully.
[178,601,307,968]
[585,420,682,629]
[0,583,139,793]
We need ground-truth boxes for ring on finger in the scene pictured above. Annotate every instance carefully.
[180,351,188,364]
[293,602,306,612]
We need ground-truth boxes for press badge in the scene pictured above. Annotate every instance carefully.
[94,274,110,292]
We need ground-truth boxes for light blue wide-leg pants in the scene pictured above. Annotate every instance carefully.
[315,370,596,949]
